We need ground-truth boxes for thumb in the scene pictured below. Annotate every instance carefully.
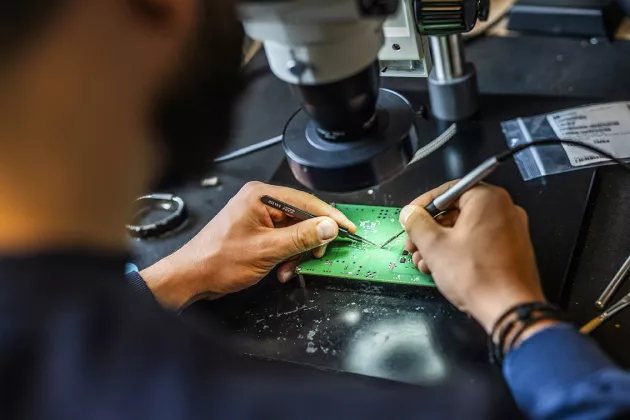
[400,205,444,254]
[268,216,338,262]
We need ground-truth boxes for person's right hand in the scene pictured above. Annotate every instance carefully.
[399,182,546,333]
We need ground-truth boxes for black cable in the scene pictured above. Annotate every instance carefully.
[497,138,630,174]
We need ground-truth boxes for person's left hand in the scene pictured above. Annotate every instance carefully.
[140,182,356,309]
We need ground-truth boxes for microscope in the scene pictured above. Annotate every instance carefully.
[239,0,489,192]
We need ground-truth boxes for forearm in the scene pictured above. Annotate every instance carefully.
[503,323,630,419]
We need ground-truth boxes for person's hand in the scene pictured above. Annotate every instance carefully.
[140,182,356,310]
[400,181,546,333]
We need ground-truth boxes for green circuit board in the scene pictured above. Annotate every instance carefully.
[296,204,435,287]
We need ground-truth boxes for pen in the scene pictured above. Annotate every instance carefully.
[380,156,501,248]
[424,156,500,218]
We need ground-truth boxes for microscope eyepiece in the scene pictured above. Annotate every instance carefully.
[289,62,380,142]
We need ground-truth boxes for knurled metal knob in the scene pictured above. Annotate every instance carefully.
[414,0,490,35]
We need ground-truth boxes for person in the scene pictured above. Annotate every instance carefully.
[0,1,628,419]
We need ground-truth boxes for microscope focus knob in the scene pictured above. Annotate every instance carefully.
[414,0,490,35]
[478,0,490,21]
[358,0,400,16]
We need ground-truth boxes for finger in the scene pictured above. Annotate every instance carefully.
[277,260,300,283]
[400,204,445,255]
[269,208,287,225]
[273,218,292,228]
[457,184,512,217]
[515,205,529,226]
[411,252,430,274]
[265,216,338,262]
[405,237,418,253]
[407,181,504,218]
[418,260,431,275]
[254,184,357,232]
[412,251,422,266]
[435,209,460,227]
[312,243,328,259]
[283,254,302,263]
[450,185,517,231]
[274,217,305,229]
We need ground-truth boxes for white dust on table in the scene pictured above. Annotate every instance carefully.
[305,318,338,355]
[251,303,317,326]
[306,319,321,354]
[275,305,317,317]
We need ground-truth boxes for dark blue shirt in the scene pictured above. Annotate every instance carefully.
[505,324,630,419]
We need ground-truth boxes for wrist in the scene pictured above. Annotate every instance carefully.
[140,256,199,310]
[488,301,564,364]
[511,319,562,349]
[469,288,546,333]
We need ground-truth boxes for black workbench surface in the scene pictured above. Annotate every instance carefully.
[131,34,630,383]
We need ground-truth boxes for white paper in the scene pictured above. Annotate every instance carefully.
[547,102,630,167]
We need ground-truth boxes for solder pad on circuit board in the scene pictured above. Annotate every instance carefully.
[296,204,435,287]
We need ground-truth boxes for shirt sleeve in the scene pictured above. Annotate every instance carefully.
[125,270,152,295]
[503,323,630,419]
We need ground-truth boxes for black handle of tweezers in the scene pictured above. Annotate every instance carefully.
[260,195,315,221]
[260,195,353,237]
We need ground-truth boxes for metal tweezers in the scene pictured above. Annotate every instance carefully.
[595,254,630,309]
[580,254,630,334]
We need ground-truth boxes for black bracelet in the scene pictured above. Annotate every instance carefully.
[490,302,552,363]
[507,313,561,354]
[488,302,564,365]
[494,316,519,363]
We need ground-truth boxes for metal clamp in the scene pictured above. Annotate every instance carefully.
[126,194,188,239]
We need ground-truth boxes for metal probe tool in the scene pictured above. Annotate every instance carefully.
[260,195,378,247]
[595,254,630,310]
[380,156,502,248]
[581,292,630,334]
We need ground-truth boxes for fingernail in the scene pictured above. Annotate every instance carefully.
[280,269,296,283]
[317,219,337,241]
[400,205,415,226]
